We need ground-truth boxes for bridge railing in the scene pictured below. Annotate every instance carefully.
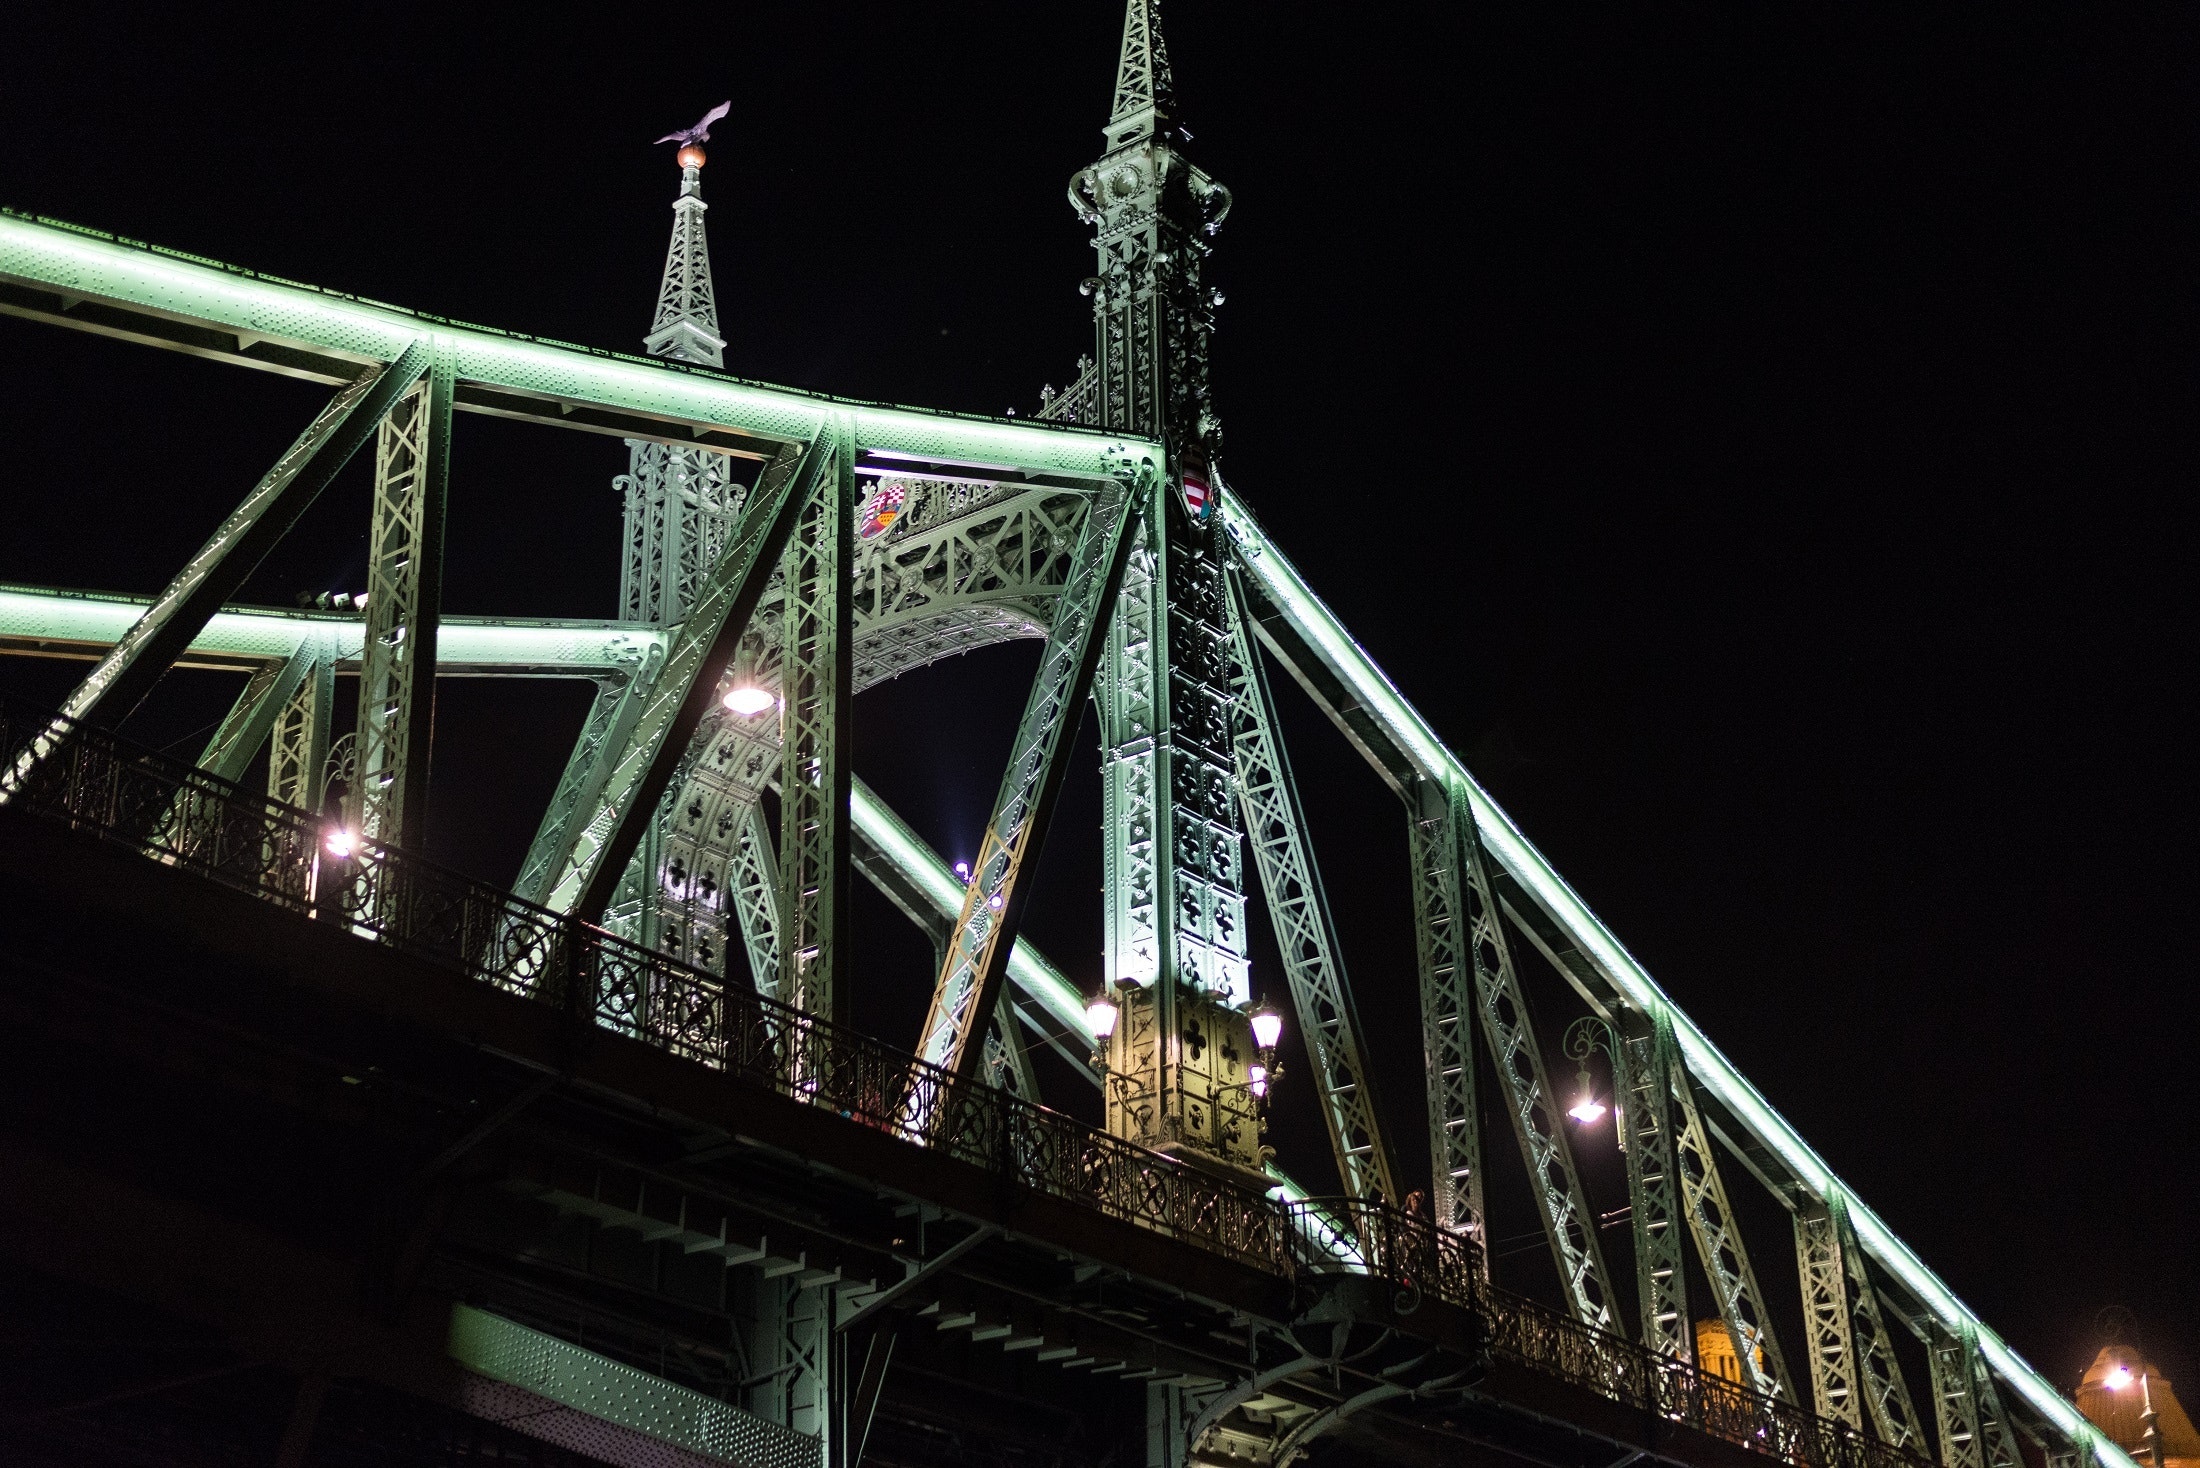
[0,700,1930,1468]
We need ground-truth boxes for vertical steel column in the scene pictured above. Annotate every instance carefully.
[1409,777,1483,1239]
[1224,565,1397,1203]
[350,350,454,847]
[1619,1009,1690,1358]
[267,653,333,813]
[738,1275,831,1461]
[1671,1068,1794,1400]
[1459,806,1617,1330]
[1798,1197,1865,1426]
[1927,1319,1989,1468]
[1841,1209,1927,1449]
[777,425,854,1023]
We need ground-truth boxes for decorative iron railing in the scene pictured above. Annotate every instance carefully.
[0,699,1931,1468]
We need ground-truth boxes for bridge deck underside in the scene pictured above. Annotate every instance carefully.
[0,805,1825,1468]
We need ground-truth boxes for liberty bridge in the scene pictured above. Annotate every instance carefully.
[0,6,2135,1467]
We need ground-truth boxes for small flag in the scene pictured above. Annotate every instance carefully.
[858,482,907,540]
[1181,459,1212,522]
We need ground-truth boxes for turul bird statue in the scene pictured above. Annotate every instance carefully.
[655,101,731,147]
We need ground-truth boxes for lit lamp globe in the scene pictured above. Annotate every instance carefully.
[1249,1001,1284,1054]
[677,144,707,170]
[1085,991,1120,1043]
[723,685,774,716]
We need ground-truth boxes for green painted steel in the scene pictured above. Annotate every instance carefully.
[1225,567,1397,1204]
[547,439,828,921]
[447,1302,820,1468]
[1216,483,2128,1468]
[0,209,1158,482]
[914,458,1145,1079]
[0,582,668,676]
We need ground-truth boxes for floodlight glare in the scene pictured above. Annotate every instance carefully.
[2106,1366,2135,1391]
[723,686,775,716]
[1568,1097,1608,1125]
[325,828,359,860]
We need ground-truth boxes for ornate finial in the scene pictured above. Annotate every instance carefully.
[1107,0,1176,145]
[676,144,707,170]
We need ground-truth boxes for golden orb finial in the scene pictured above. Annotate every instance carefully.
[677,144,707,170]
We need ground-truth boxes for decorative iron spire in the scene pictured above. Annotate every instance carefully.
[1106,0,1176,148]
[643,144,726,367]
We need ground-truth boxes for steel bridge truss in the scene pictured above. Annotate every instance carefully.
[0,187,2129,1468]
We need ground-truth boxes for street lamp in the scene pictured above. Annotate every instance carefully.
[1562,1015,1615,1126]
[722,685,775,716]
[1085,989,1120,1071]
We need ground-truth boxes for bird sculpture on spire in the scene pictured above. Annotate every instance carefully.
[655,100,731,148]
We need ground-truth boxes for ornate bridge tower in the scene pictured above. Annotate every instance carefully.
[1073,3,1266,1182]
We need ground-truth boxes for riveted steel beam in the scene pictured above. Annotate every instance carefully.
[915,460,1142,1079]
[1798,1197,1864,1426]
[349,353,454,846]
[0,344,426,805]
[1224,564,1397,1204]
[1409,777,1483,1240]
[777,423,855,1024]
[198,643,319,783]
[1672,1066,1794,1401]
[1619,1009,1690,1359]
[543,437,826,923]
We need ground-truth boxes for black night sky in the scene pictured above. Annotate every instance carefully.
[2,0,2191,1412]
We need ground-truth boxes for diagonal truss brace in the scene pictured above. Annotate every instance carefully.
[2,345,428,798]
[197,644,320,783]
[1671,1065,1794,1401]
[1618,1008,1690,1359]
[1458,798,1618,1330]
[541,437,826,923]
[1797,1196,1865,1427]
[1839,1204,1927,1450]
[1409,777,1483,1239]
[915,467,1142,1080]
[268,652,335,814]
[1224,565,1397,1204]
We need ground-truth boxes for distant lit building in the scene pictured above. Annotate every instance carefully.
[1697,1318,1761,1387]
[2078,1346,2199,1468]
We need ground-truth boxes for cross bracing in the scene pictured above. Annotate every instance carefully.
[0,25,2133,1465]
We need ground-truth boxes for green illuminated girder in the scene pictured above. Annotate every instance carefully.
[1619,1009,1690,1358]
[1458,799,1617,1331]
[1223,565,1397,1204]
[1842,1205,1928,1450]
[915,462,1141,1079]
[542,438,826,922]
[350,356,454,845]
[1215,483,2120,1467]
[1928,1319,1991,1468]
[199,643,319,783]
[1409,777,1484,1238]
[512,670,659,907]
[447,1303,819,1468]
[1671,1066,1794,1401]
[267,652,333,812]
[0,211,1148,486]
[0,347,423,806]
[728,801,784,997]
[777,427,854,1023]
[1798,1197,1865,1427]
